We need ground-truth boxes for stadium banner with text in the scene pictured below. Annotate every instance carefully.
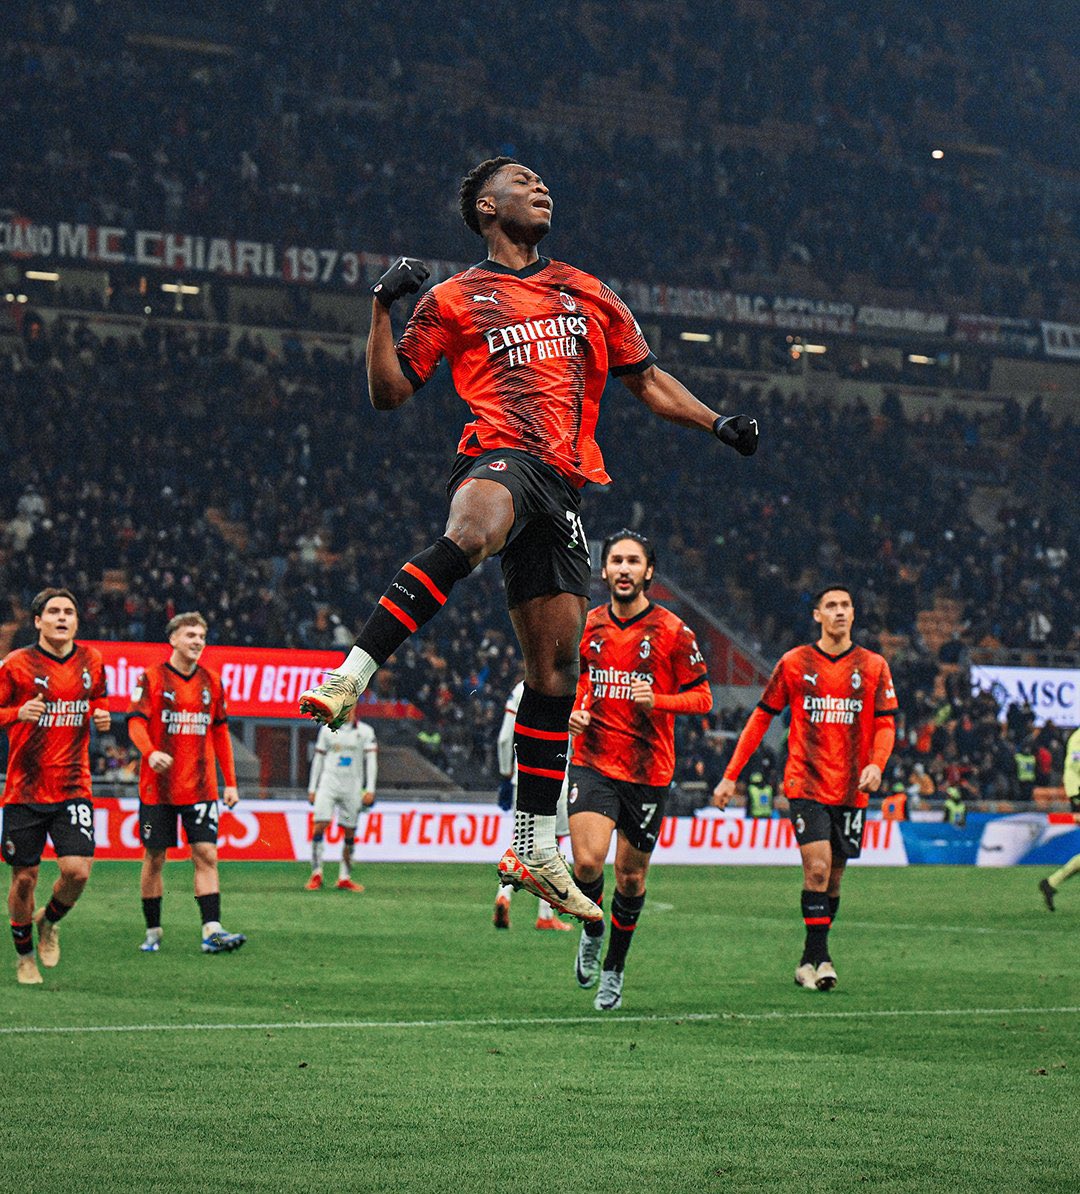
[83,640,422,720]
[969,663,1080,728]
[899,812,1080,867]
[1040,320,1080,360]
[953,313,1041,355]
[51,799,908,864]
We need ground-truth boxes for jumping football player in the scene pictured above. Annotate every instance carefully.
[300,156,758,923]
[713,587,897,991]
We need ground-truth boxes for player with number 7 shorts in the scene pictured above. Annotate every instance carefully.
[0,588,110,985]
[713,586,898,992]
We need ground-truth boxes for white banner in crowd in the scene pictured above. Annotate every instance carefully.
[1040,320,1080,360]
[970,664,1080,727]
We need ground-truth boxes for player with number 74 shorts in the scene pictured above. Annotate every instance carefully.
[713,586,898,992]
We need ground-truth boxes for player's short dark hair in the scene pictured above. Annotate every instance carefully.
[601,529,657,589]
[812,585,853,608]
[31,587,78,617]
[166,611,208,639]
[459,156,518,235]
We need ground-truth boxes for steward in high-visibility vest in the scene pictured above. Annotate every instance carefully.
[745,770,774,818]
[881,783,907,821]
[943,785,967,826]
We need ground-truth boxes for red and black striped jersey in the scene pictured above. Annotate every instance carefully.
[0,643,108,804]
[572,602,709,786]
[127,662,230,805]
[760,644,898,808]
[396,258,654,487]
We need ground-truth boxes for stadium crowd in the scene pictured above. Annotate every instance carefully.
[1,319,1076,798]
[2,0,1078,319]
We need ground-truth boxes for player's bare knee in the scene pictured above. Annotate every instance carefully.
[804,860,830,888]
[614,868,647,897]
[60,858,92,888]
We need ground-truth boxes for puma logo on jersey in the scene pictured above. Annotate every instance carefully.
[34,676,49,689]
[473,291,499,304]
[803,673,818,686]
[163,690,176,702]
[589,639,603,653]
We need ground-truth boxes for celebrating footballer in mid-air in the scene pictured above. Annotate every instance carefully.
[714,587,897,991]
[300,156,759,928]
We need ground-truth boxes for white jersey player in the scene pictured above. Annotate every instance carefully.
[305,710,378,892]
[494,681,572,931]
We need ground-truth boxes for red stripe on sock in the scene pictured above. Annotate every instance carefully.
[402,562,448,605]
[610,916,636,932]
[517,763,567,781]
[514,723,568,741]
[803,917,831,925]
[379,596,418,632]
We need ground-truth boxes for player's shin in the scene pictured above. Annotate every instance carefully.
[10,921,33,957]
[602,889,645,972]
[348,537,473,683]
[510,687,575,859]
[800,890,832,965]
[573,872,606,938]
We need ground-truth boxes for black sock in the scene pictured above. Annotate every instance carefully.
[142,897,162,930]
[355,537,472,664]
[45,896,72,924]
[513,686,573,816]
[800,889,831,965]
[829,895,840,922]
[603,889,646,973]
[574,872,605,938]
[11,921,33,957]
[196,892,221,925]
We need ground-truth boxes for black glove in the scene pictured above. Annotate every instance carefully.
[372,257,430,308]
[497,777,514,811]
[713,414,759,457]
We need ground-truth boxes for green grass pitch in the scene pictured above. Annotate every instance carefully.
[2,861,1076,1193]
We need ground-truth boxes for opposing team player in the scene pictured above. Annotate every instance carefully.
[306,707,378,892]
[0,588,109,985]
[300,157,757,924]
[569,532,712,1011]
[713,587,897,991]
[493,678,572,931]
[1038,722,1080,910]
[127,612,245,954]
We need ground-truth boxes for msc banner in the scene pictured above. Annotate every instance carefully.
[83,640,422,720]
[49,799,908,865]
[970,663,1080,727]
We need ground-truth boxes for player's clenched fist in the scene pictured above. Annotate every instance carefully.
[18,696,46,723]
[713,414,759,457]
[371,257,430,308]
[568,708,591,737]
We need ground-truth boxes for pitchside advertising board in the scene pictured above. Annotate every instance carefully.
[83,640,421,720]
[24,801,1079,866]
[970,664,1080,728]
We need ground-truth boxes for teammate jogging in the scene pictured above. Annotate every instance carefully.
[569,531,711,1010]
[713,586,897,991]
[127,612,245,955]
[299,157,757,926]
[0,588,110,985]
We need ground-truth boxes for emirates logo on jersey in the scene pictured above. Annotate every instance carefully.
[559,291,577,312]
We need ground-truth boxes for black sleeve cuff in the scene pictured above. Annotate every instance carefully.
[610,351,657,377]
[127,712,148,722]
[397,353,425,392]
[213,717,229,727]
[874,708,899,719]
[679,674,711,692]
[757,701,783,716]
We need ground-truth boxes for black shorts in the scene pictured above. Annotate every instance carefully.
[788,798,866,860]
[1,800,96,867]
[139,801,220,850]
[447,448,591,608]
[567,763,668,854]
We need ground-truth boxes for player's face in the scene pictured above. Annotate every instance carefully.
[814,591,854,638]
[170,623,207,666]
[602,539,654,604]
[35,598,78,648]
[482,164,552,244]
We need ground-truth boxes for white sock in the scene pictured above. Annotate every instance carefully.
[311,839,324,870]
[497,885,514,903]
[512,812,557,859]
[339,861,350,881]
[537,899,552,919]
[339,647,379,693]
[146,926,163,941]
[202,920,222,935]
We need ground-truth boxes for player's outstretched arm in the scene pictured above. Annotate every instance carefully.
[620,365,758,455]
[366,257,430,410]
